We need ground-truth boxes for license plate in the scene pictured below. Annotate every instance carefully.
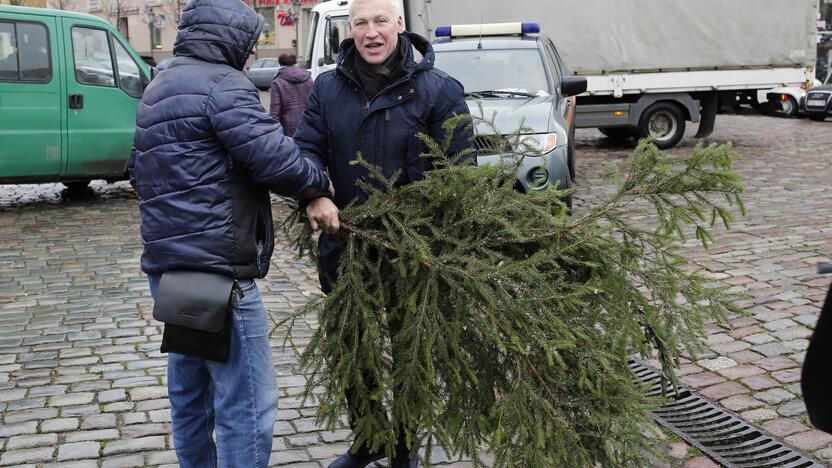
[807,99,827,107]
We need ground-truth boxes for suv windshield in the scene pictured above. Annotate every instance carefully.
[434,48,550,97]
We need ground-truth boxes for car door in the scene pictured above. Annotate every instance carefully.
[61,18,147,178]
[0,15,62,179]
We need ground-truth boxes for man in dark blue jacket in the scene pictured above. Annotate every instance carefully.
[129,0,332,466]
[294,0,474,466]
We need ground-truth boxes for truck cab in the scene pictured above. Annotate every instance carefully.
[0,5,150,188]
[302,0,405,79]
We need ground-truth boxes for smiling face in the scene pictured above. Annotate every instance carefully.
[348,0,405,65]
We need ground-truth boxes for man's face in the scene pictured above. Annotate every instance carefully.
[348,0,405,65]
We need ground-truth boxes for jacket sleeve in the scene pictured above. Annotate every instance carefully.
[206,72,329,201]
[269,79,282,123]
[292,77,328,171]
[429,76,476,164]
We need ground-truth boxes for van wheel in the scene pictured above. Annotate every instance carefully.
[599,126,633,141]
[637,102,686,149]
[63,180,91,190]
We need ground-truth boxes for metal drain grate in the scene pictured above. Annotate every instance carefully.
[630,361,825,468]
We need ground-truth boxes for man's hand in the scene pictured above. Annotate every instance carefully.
[306,196,340,233]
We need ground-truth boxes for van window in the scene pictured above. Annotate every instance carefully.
[0,21,51,83]
[113,39,143,98]
[71,26,115,87]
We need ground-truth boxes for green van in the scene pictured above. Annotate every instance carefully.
[0,5,150,189]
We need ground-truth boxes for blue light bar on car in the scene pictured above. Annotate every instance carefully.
[435,22,541,38]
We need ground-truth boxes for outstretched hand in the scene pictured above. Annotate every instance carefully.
[306,194,339,233]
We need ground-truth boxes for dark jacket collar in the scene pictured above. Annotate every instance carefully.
[172,0,263,71]
[336,32,435,87]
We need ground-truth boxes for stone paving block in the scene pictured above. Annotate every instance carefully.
[120,423,169,439]
[56,442,100,461]
[146,451,178,465]
[65,430,120,443]
[4,407,58,423]
[128,386,167,401]
[40,418,79,433]
[720,394,764,412]
[81,413,117,430]
[696,357,736,371]
[101,436,166,455]
[684,456,719,468]
[0,447,56,465]
[784,430,832,451]
[49,393,94,407]
[100,455,145,468]
[751,342,795,357]
[0,421,38,438]
[268,449,311,465]
[680,372,725,389]
[740,408,778,422]
[755,356,797,371]
[98,389,126,403]
[700,382,748,400]
[771,368,802,384]
[6,433,59,450]
[42,461,98,468]
[740,374,780,390]
[761,418,810,438]
[778,399,807,417]
[715,365,764,379]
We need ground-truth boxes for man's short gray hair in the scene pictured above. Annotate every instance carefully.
[349,0,401,19]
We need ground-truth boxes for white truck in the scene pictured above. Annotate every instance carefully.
[302,0,818,149]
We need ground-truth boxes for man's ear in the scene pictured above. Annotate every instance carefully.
[348,22,354,39]
[396,15,404,33]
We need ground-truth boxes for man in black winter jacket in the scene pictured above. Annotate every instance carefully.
[129,0,332,466]
[296,0,474,466]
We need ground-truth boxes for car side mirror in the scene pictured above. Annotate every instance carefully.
[561,76,587,97]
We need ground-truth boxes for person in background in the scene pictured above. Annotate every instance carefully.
[269,53,313,137]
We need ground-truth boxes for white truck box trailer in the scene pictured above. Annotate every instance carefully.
[400,0,818,147]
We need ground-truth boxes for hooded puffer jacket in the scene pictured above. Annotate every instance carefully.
[269,65,313,137]
[129,0,329,279]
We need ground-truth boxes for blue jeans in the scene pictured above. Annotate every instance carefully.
[149,275,277,468]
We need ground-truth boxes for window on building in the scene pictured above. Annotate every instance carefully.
[88,0,101,12]
[152,25,162,50]
[0,21,51,83]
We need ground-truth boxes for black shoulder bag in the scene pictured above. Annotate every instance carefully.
[152,270,236,363]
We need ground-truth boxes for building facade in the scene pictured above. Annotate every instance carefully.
[26,0,323,63]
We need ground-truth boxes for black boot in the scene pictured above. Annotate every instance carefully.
[328,442,384,468]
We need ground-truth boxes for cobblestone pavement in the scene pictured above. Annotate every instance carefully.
[0,112,830,467]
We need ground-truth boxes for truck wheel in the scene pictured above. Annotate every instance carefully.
[63,180,91,191]
[808,113,827,122]
[637,102,686,149]
[599,126,633,141]
[780,96,798,118]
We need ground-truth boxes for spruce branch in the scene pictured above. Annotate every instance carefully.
[280,115,746,466]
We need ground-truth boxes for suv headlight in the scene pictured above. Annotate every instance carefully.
[520,133,558,154]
